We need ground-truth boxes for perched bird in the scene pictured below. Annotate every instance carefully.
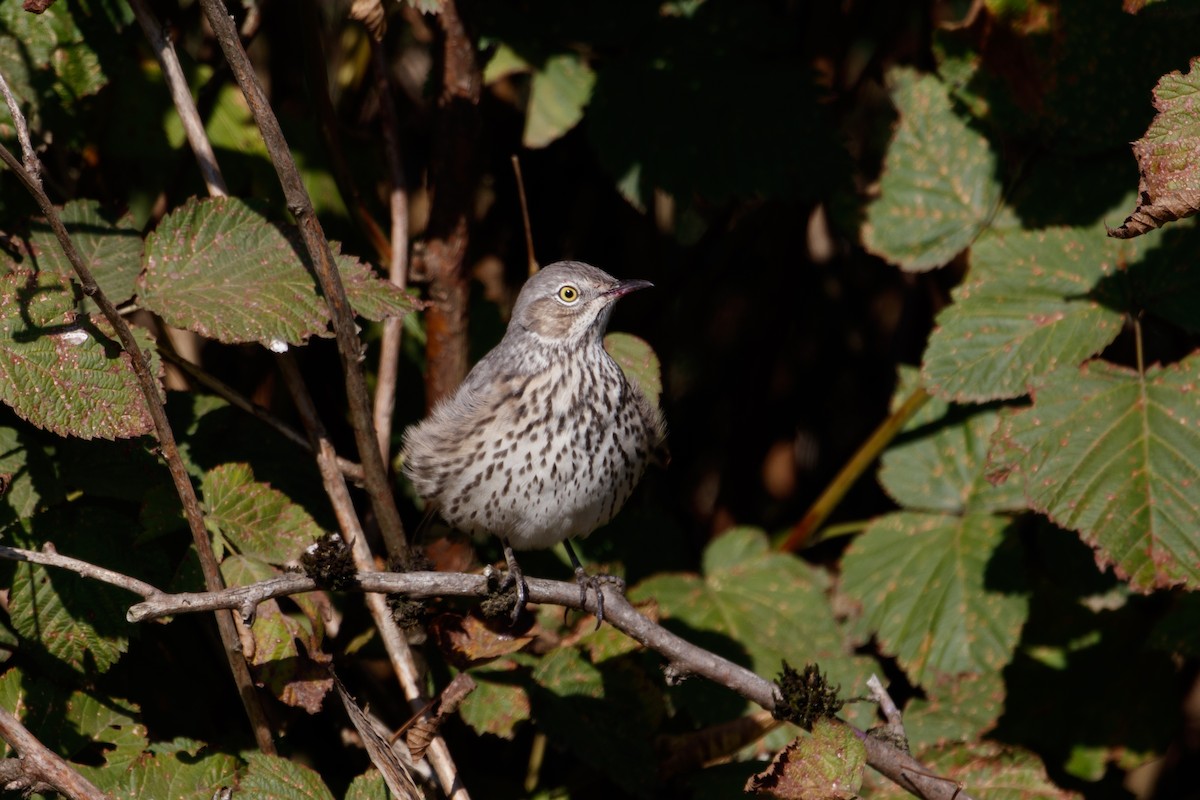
[402,261,667,622]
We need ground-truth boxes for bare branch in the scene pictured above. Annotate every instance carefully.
[0,707,108,800]
[197,0,410,558]
[0,71,39,186]
[0,544,159,598]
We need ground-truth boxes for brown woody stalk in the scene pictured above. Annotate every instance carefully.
[0,708,107,800]
[196,0,409,558]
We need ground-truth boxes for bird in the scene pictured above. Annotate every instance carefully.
[401,261,667,624]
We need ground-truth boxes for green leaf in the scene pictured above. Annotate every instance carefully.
[879,367,1024,514]
[0,1,112,135]
[345,769,390,800]
[902,671,1006,747]
[202,463,325,564]
[991,356,1200,591]
[862,68,1003,272]
[631,528,872,723]
[524,54,596,148]
[840,512,1028,686]
[604,332,664,407]
[862,741,1082,799]
[238,752,336,800]
[0,425,62,519]
[744,719,865,799]
[0,670,148,790]
[459,657,533,739]
[141,197,329,348]
[141,198,412,347]
[0,271,157,440]
[29,200,144,310]
[337,249,420,322]
[921,227,1129,402]
[8,506,144,675]
[482,43,531,83]
[122,748,241,800]
[529,647,660,798]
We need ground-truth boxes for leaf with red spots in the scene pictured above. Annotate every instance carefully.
[0,270,157,440]
[990,356,1200,591]
[839,512,1028,686]
[1112,57,1200,239]
[745,719,865,800]
[861,741,1082,800]
[861,68,1004,272]
[141,197,415,348]
[28,199,144,310]
[922,226,1134,402]
[201,462,325,564]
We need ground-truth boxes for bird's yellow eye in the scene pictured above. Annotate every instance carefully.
[557,285,580,303]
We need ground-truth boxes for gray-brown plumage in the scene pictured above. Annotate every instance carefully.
[401,261,666,621]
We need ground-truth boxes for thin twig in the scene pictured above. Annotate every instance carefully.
[0,708,107,800]
[369,33,410,463]
[129,0,227,197]
[197,0,409,559]
[0,544,159,598]
[511,154,537,276]
[277,356,470,800]
[0,72,39,186]
[0,138,276,755]
[157,346,365,483]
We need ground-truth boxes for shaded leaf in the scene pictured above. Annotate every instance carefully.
[238,752,336,800]
[0,271,157,439]
[605,332,664,407]
[202,462,325,564]
[524,54,596,148]
[840,512,1028,686]
[903,671,1006,748]
[337,249,420,322]
[879,367,1024,514]
[862,68,1002,272]
[991,357,1200,590]
[632,528,872,724]
[345,769,391,800]
[862,741,1081,800]
[28,199,144,309]
[122,748,240,800]
[922,227,1129,402]
[0,425,62,519]
[745,719,865,799]
[459,656,533,739]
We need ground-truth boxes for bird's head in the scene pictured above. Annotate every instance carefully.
[510,261,652,346]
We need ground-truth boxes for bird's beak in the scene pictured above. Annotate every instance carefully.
[606,278,653,298]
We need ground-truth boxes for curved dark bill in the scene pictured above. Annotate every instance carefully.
[607,278,654,298]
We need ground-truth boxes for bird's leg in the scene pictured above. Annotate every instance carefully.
[500,538,528,623]
[563,540,625,629]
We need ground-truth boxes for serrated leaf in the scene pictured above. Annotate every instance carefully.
[922,227,1129,402]
[8,507,143,674]
[0,425,62,519]
[337,250,420,322]
[524,54,596,148]
[745,719,865,799]
[880,367,1024,514]
[142,198,412,346]
[862,741,1082,800]
[1112,57,1200,237]
[141,197,330,347]
[529,647,659,798]
[0,670,148,790]
[631,528,872,723]
[0,271,157,439]
[122,748,240,800]
[991,357,1200,591]
[862,68,1002,272]
[239,752,336,800]
[840,512,1028,686]
[605,332,663,407]
[29,200,144,309]
[459,657,533,739]
[202,463,324,564]
[903,671,1006,747]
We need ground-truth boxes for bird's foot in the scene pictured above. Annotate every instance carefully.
[574,566,625,630]
[501,540,529,624]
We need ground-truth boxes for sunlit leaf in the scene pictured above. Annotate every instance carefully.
[202,462,325,564]
[991,356,1200,590]
[524,54,596,148]
[840,512,1028,686]
[745,719,865,799]
[238,752,336,800]
[862,68,1003,272]
[28,199,144,309]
